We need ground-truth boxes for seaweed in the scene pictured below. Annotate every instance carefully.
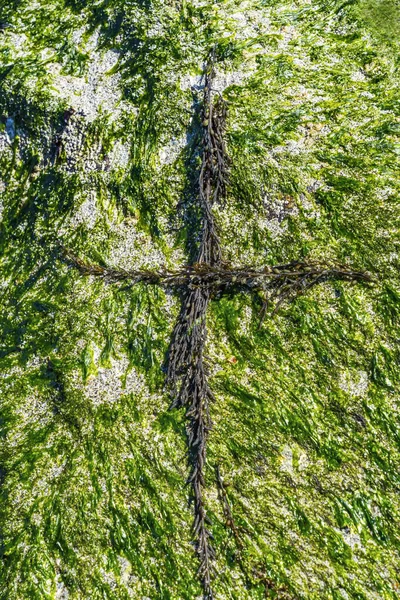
[63,52,372,598]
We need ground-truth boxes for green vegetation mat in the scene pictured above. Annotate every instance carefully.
[0,0,399,598]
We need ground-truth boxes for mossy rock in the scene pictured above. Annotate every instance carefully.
[0,0,400,598]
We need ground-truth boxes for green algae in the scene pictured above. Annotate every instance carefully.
[1,0,400,598]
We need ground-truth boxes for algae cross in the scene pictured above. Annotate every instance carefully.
[63,54,371,599]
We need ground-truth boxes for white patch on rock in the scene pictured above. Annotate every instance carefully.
[277,25,299,49]
[118,556,132,584]
[49,33,126,123]
[108,220,167,271]
[70,191,98,230]
[260,192,299,238]
[360,91,374,99]
[84,356,145,406]
[159,135,186,165]
[280,445,294,474]
[180,73,202,91]
[55,581,69,600]
[297,450,309,471]
[299,192,321,220]
[238,305,253,335]
[337,527,362,550]
[5,31,27,55]
[212,70,254,93]
[339,371,369,397]
[181,68,253,96]
[109,140,130,170]
[0,130,9,154]
[350,70,366,82]
[230,8,272,41]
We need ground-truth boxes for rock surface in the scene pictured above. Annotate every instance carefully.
[0,0,399,599]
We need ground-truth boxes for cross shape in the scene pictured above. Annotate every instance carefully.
[62,52,372,599]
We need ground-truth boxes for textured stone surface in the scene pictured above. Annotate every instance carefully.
[0,0,399,598]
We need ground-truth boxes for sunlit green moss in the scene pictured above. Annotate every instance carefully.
[0,0,399,598]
